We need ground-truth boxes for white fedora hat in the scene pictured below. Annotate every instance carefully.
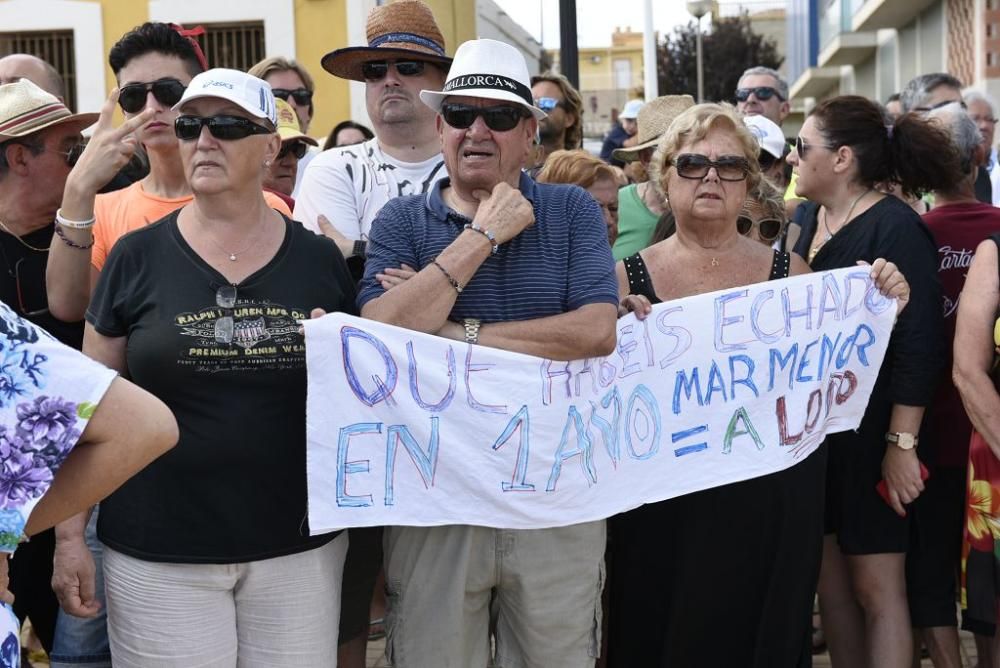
[420,39,546,120]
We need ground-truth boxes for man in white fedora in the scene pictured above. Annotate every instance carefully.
[357,38,618,667]
[294,0,451,280]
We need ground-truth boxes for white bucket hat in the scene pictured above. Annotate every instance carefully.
[419,39,546,120]
[173,68,277,126]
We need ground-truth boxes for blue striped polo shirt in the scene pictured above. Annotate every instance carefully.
[357,172,619,321]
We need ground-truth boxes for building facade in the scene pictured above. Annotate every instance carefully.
[0,0,539,140]
[547,27,647,139]
[787,0,995,127]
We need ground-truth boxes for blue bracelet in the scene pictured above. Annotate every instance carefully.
[464,223,498,255]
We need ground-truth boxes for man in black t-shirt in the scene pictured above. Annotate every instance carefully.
[0,78,97,655]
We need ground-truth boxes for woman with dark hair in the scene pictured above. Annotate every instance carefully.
[322,120,374,151]
[789,95,956,668]
[47,22,291,323]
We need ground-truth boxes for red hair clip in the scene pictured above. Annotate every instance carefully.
[170,23,209,71]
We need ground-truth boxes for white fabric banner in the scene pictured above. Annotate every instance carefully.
[305,267,895,532]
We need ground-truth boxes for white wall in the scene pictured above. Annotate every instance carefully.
[0,0,105,112]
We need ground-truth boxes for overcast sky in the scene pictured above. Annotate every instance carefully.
[492,0,697,49]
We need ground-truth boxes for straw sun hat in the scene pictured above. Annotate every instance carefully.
[321,0,453,82]
[612,95,696,163]
[0,79,98,140]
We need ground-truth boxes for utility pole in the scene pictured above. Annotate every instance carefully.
[558,0,579,89]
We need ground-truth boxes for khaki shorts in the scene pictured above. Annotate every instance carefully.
[383,521,606,668]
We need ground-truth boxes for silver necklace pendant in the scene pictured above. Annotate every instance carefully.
[229,253,237,261]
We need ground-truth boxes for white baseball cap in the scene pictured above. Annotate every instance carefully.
[420,39,546,120]
[173,68,277,126]
[620,99,644,120]
[743,114,786,160]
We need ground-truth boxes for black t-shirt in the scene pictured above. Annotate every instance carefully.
[0,225,83,349]
[792,196,944,452]
[87,211,356,563]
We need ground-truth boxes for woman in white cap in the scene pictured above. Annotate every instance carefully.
[80,68,356,666]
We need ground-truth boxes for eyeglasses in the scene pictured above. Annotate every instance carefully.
[534,97,563,113]
[361,60,427,81]
[737,215,785,242]
[735,86,785,103]
[214,285,237,344]
[277,140,308,160]
[118,79,186,114]
[174,115,273,141]
[440,103,530,132]
[673,154,750,181]
[271,87,313,106]
[794,136,836,159]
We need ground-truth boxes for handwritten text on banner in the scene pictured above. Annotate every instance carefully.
[305,267,895,532]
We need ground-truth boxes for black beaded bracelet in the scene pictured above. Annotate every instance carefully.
[54,224,95,250]
[432,259,462,294]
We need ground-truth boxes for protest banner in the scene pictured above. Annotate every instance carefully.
[304,267,895,532]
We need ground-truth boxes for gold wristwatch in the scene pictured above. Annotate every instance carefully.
[885,432,918,450]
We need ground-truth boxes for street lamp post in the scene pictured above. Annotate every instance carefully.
[686,0,712,103]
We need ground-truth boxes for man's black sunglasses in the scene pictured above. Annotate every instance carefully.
[174,115,273,141]
[277,140,308,160]
[271,88,313,106]
[440,103,530,132]
[118,78,186,114]
[361,60,427,81]
[735,86,785,103]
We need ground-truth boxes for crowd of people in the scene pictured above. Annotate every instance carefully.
[0,0,999,666]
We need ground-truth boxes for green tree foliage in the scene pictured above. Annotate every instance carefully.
[659,11,783,104]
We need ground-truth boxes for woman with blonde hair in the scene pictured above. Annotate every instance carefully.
[607,103,910,667]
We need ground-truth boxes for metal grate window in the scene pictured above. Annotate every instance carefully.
[194,22,266,72]
[0,30,76,111]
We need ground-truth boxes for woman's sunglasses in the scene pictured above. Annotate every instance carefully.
[277,140,308,160]
[737,215,785,242]
[440,103,530,132]
[271,87,313,106]
[673,154,750,182]
[361,60,427,81]
[174,115,273,141]
[118,79,186,114]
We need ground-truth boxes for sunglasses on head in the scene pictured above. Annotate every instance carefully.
[441,103,530,132]
[737,215,785,242]
[118,78,186,114]
[361,60,427,81]
[271,87,313,106]
[277,140,308,160]
[534,97,562,113]
[673,153,750,181]
[735,86,785,103]
[174,115,274,141]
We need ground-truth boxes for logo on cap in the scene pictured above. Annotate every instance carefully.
[203,80,234,90]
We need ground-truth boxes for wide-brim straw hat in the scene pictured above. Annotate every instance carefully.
[613,95,695,163]
[321,0,452,82]
[420,39,547,120]
[0,79,98,140]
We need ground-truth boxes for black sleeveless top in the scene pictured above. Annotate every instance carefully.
[621,249,792,303]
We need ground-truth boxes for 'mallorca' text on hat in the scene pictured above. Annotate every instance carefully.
[443,74,531,106]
